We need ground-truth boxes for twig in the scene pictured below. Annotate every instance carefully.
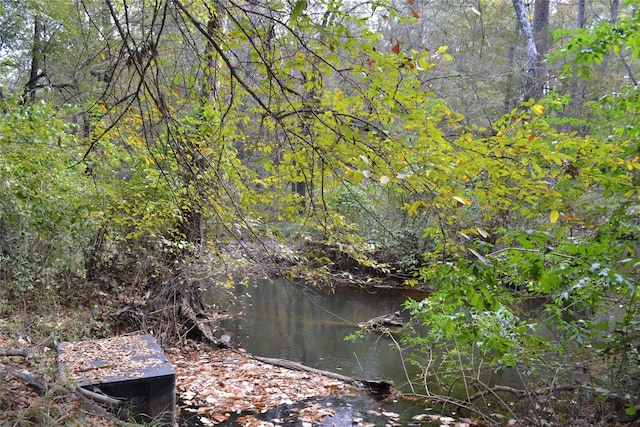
[405,391,501,425]
[75,386,123,408]
[353,351,364,376]
[387,331,416,395]
[488,247,575,260]
[74,387,126,426]
[0,362,122,407]
[470,378,519,422]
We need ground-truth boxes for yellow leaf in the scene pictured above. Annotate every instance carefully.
[453,195,472,206]
[404,279,419,287]
[550,210,560,224]
[531,104,545,115]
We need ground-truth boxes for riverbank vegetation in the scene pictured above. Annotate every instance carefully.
[1,0,639,425]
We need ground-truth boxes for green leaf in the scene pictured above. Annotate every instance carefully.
[290,0,307,24]
[550,210,560,224]
[350,170,364,185]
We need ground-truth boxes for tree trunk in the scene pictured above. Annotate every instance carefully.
[577,0,586,28]
[611,0,619,24]
[533,0,550,58]
[23,14,44,102]
[511,0,547,100]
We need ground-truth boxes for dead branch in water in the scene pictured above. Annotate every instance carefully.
[251,355,396,398]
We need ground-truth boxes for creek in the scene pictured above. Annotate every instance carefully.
[205,278,441,426]
[201,277,602,426]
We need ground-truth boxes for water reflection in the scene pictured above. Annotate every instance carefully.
[216,279,420,384]
[224,395,424,427]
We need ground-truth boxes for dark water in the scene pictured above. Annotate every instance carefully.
[203,279,436,426]
[217,279,418,382]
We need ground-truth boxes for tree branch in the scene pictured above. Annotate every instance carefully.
[0,348,35,360]
[466,384,582,404]
[0,359,122,408]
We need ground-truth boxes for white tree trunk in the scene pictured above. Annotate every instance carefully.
[511,0,542,99]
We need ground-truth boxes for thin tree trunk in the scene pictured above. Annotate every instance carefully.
[503,45,517,112]
[24,14,44,102]
[611,0,619,23]
[178,6,225,246]
[511,0,541,100]
[577,0,586,28]
[202,12,222,102]
[603,0,620,68]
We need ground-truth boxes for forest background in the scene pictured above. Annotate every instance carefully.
[1,0,640,425]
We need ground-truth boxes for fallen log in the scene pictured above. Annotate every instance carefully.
[251,355,396,399]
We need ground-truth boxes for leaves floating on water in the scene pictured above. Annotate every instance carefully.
[168,344,349,425]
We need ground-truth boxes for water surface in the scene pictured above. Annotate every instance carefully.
[217,279,419,384]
